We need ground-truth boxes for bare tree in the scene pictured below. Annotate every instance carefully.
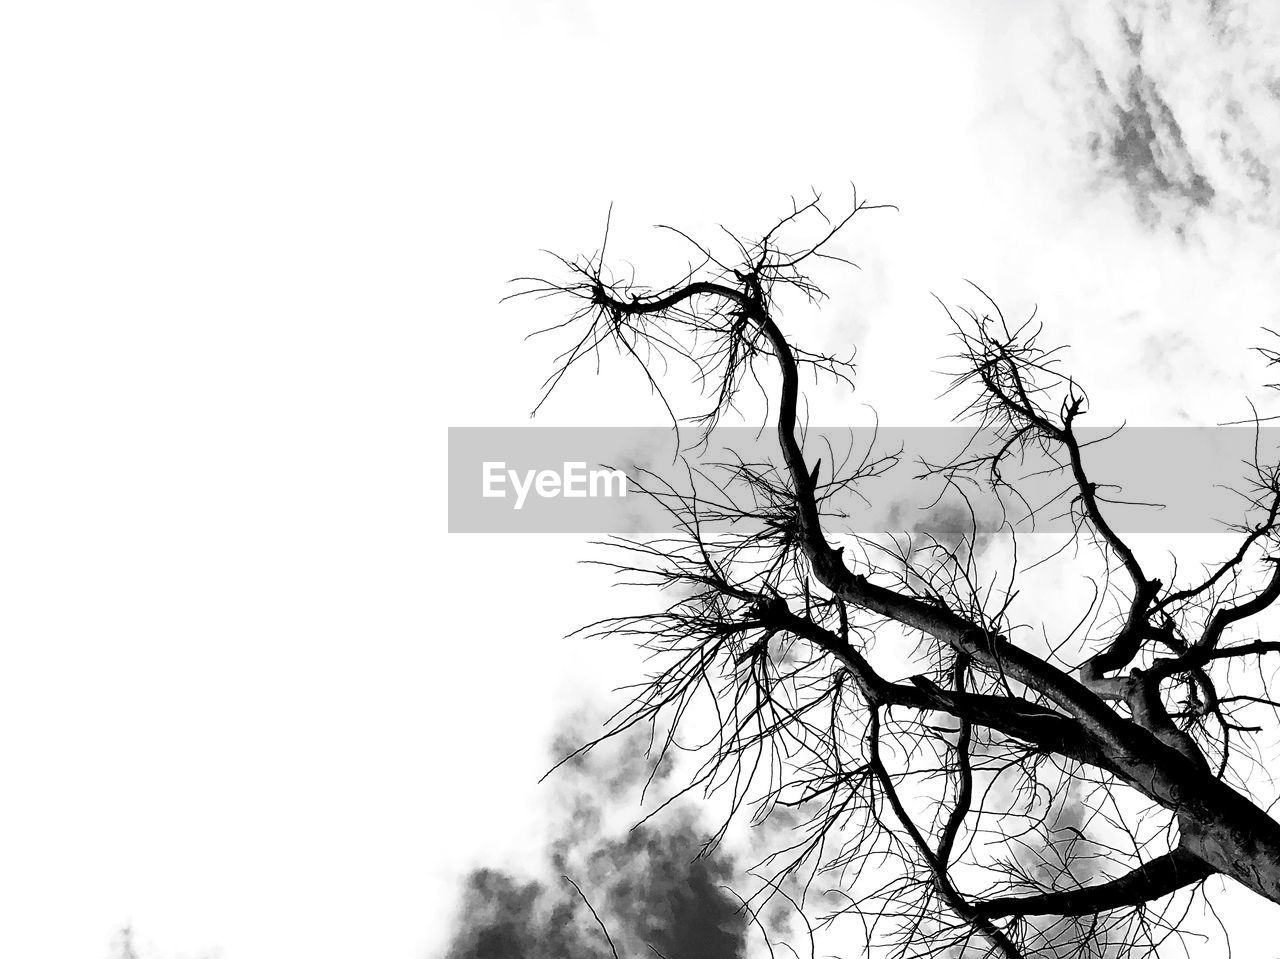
[512,193,1280,958]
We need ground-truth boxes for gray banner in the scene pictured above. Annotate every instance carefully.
[448,427,1280,534]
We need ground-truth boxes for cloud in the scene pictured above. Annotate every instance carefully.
[102,925,220,959]
[1084,53,1215,224]
[1060,0,1280,232]
[439,723,749,959]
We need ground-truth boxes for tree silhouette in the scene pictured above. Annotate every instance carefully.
[513,193,1280,958]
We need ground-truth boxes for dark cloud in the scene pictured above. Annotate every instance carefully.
[1086,59,1215,223]
[912,500,992,552]
[887,496,997,560]
[1062,1,1280,231]
[1072,12,1213,227]
[440,723,749,959]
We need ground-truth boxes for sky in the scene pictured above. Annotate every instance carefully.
[6,1,1280,958]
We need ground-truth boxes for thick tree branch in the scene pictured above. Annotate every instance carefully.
[971,848,1214,919]
[756,598,1114,770]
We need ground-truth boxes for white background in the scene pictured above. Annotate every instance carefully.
[3,1,1280,957]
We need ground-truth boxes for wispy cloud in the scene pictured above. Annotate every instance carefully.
[1060,0,1280,232]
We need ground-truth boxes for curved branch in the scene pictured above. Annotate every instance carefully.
[1149,562,1280,682]
[1156,487,1280,612]
[972,848,1214,919]
[936,655,974,869]
[743,296,1139,751]
[1197,561,1280,655]
[868,708,1025,958]
[589,278,747,316]
[756,599,1114,769]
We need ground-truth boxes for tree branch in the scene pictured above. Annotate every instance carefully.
[971,848,1214,919]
